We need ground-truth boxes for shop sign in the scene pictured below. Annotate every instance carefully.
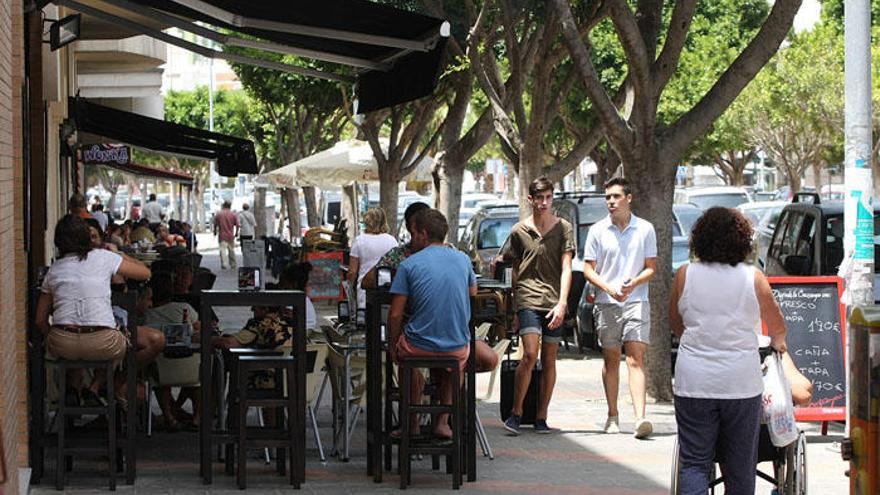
[81,144,130,165]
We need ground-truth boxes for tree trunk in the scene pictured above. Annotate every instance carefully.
[788,169,802,193]
[729,166,745,186]
[435,152,466,243]
[302,186,321,227]
[629,154,676,402]
[504,165,517,201]
[811,162,823,191]
[193,180,205,233]
[342,184,360,244]
[283,187,302,240]
[378,178,400,236]
[254,187,267,238]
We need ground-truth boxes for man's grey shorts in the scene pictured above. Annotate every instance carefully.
[593,301,650,348]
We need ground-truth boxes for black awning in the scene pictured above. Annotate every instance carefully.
[69,97,257,177]
[70,0,448,112]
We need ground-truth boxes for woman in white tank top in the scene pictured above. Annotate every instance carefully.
[669,207,787,495]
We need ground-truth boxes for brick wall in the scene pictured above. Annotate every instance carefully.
[0,0,27,492]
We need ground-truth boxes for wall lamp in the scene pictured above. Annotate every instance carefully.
[45,13,81,51]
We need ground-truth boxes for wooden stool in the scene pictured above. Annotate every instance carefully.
[233,355,300,489]
[55,359,117,491]
[398,357,462,490]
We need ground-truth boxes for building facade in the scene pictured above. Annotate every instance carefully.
[0,0,28,492]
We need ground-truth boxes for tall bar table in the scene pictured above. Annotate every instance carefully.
[198,289,307,486]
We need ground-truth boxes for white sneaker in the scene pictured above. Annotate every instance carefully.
[603,416,620,434]
[634,418,653,439]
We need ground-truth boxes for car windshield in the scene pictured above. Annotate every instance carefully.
[477,217,517,250]
[674,208,702,235]
[690,193,749,209]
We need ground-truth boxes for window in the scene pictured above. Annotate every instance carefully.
[477,217,517,250]
[769,211,798,261]
[793,213,816,263]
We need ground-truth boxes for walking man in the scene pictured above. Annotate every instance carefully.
[238,203,256,241]
[502,176,574,435]
[213,200,239,270]
[583,177,657,439]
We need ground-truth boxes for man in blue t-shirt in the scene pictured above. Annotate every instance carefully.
[389,208,477,438]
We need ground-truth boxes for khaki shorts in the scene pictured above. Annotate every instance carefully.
[593,301,650,348]
[47,328,128,367]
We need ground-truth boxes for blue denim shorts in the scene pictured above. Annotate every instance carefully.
[517,308,563,344]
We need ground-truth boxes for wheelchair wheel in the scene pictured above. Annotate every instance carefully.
[670,436,681,494]
[783,431,807,495]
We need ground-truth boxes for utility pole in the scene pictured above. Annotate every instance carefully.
[843,0,873,437]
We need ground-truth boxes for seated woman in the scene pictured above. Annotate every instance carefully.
[214,285,295,389]
[142,272,202,430]
[155,225,187,248]
[277,262,317,334]
[214,300,293,352]
[34,214,163,404]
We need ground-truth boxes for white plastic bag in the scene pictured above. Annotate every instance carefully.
[762,352,799,447]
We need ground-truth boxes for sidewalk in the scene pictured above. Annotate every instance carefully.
[32,235,851,494]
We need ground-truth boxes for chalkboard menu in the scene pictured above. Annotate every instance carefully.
[767,276,846,421]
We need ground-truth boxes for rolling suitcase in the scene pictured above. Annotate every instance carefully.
[500,358,542,424]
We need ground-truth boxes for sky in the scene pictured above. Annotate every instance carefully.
[793,0,822,32]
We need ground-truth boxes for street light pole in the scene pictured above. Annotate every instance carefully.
[843,0,874,436]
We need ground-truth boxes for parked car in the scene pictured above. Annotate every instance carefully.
[458,205,520,277]
[764,194,880,297]
[461,192,500,209]
[674,186,752,209]
[738,200,787,227]
[576,236,691,350]
[672,203,702,237]
[739,201,788,269]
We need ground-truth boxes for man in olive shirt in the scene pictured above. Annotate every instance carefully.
[502,176,574,435]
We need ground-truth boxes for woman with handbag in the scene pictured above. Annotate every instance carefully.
[669,207,788,495]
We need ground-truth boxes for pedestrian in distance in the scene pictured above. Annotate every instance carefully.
[213,200,239,270]
[669,207,788,494]
[142,193,164,230]
[583,176,657,439]
[501,176,575,435]
[238,202,256,242]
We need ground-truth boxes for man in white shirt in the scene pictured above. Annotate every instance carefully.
[91,203,109,232]
[142,193,164,229]
[583,177,657,439]
[238,203,257,241]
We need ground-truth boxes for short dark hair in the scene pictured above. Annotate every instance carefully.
[54,214,93,260]
[279,261,313,290]
[690,207,754,267]
[149,193,157,201]
[412,209,448,243]
[403,201,430,228]
[92,203,104,212]
[604,177,632,196]
[150,272,174,306]
[67,193,87,212]
[222,200,232,209]
[528,176,554,197]
[84,217,102,234]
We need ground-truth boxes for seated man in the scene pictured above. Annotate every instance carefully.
[364,202,498,374]
[388,209,477,439]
